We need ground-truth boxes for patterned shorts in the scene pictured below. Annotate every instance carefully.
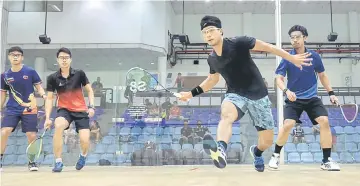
[223,93,275,130]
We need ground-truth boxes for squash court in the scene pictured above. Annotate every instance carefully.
[1,164,359,186]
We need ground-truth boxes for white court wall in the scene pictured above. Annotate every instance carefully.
[7,1,169,50]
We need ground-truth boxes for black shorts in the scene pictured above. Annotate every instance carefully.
[284,97,328,125]
[56,108,90,132]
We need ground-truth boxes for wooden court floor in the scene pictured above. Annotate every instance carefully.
[1,165,360,186]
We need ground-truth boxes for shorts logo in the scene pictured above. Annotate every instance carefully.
[23,75,28,79]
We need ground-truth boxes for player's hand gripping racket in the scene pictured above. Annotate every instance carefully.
[125,67,182,98]
[332,100,359,123]
[26,129,48,163]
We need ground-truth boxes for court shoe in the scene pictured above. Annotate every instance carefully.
[320,158,340,171]
[203,134,227,169]
[75,154,87,170]
[52,162,64,172]
[268,153,280,169]
[28,162,39,171]
[250,145,265,172]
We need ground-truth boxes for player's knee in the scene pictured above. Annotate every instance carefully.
[25,132,37,141]
[317,116,329,127]
[54,117,69,130]
[1,127,13,137]
[283,119,296,132]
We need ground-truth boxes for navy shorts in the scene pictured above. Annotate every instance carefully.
[1,114,38,133]
[284,97,328,125]
[223,93,275,131]
[57,108,90,133]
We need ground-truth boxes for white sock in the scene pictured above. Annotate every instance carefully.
[55,158,62,163]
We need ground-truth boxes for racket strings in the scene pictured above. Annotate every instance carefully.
[126,67,175,95]
[340,104,359,123]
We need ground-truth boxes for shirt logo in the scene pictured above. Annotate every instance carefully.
[59,82,65,86]
[23,75,28,79]
[6,77,14,82]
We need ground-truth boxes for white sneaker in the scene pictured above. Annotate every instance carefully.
[268,153,280,169]
[320,158,340,171]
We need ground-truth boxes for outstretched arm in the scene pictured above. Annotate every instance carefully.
[178,73,219,102]
[252,39,311,69]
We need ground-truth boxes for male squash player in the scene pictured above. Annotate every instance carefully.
[1,46,46,171]
[44,47,95,172]
[178,16,313,172]
[268,25,340,171]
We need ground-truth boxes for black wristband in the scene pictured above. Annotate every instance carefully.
[191,86,204,97]
[328,91,335,96]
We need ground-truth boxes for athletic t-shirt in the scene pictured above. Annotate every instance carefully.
[46,68,89,112]
[0,65,42,115]
[275,48,324,99]
[207,36,268,100]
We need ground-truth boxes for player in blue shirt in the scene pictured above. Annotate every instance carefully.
[269,25,340,171]
[0,46,46,171]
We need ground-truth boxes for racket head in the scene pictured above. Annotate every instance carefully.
[26,138,44,163]
[126,67,150,93]
[339,103,359,123]
[126,67,177,95]
[26,130,47,162]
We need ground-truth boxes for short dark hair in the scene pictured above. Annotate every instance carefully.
[288,25,308,37]
[56,47,72,58]
[8,46,23,55]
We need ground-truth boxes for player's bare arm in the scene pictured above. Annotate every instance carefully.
[318,72,333,92]
[318,71,338,104]
[84,84,95,117]
[0,91,6,111]
[34,84,46,99]
[276,74,296,102]
[252,39,312,69]
[44,91,54,129]
[275,74,286,92]
[199,73,220,92]
[178,73,220,102]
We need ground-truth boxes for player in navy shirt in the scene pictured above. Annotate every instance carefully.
[269,25,340,171]
[177,16,312,172]
[0,46,46,171]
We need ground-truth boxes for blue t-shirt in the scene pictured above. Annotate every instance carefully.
[275,49,325,99]
[1,65,42,115]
